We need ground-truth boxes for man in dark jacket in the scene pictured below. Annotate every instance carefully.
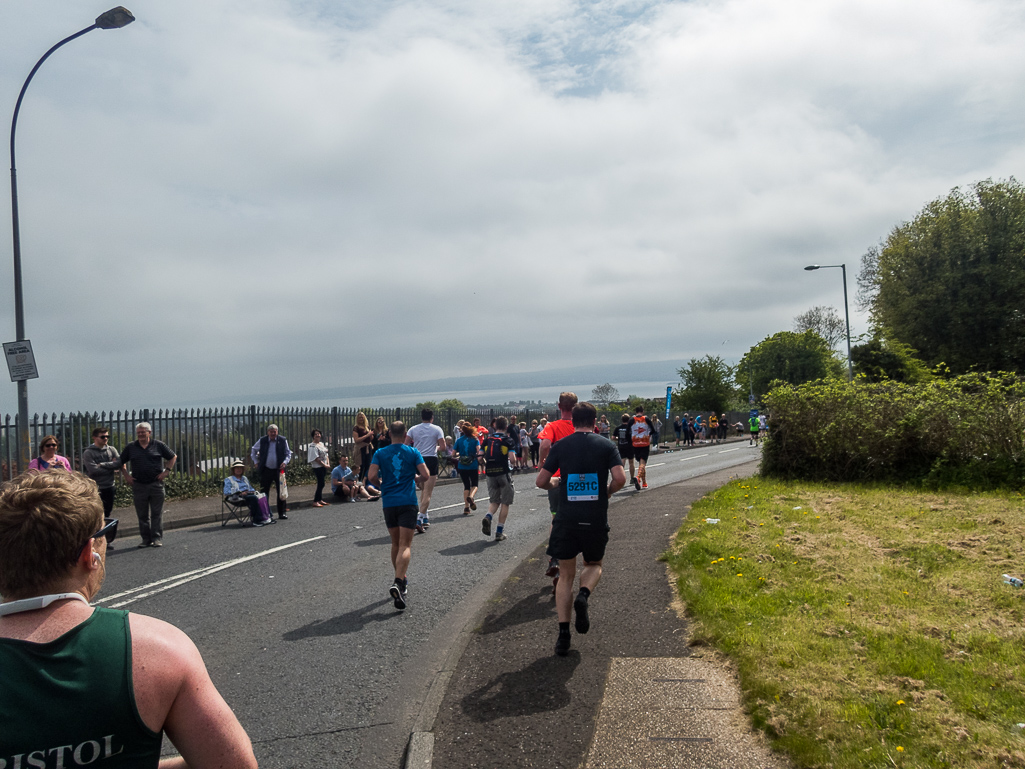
[249,424,292,520]
[117,422,176,548]
[82,426,120,517]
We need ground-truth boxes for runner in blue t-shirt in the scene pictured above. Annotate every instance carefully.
[368,421,428,611]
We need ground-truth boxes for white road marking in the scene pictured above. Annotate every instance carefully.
[647,462,666,468]
[428,502,467,512]
[680,454,710,461]
[95,536,327,609]
[719,448,742,453]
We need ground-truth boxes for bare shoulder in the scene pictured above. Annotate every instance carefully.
[129,613,201,664]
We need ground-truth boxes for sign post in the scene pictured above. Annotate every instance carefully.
[4,340,38,382]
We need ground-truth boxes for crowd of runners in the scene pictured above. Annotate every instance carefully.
[367,394,681,657]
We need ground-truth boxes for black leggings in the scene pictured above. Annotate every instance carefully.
[529,443,540,465]
[459,468,478,490]
[313,466,327,503]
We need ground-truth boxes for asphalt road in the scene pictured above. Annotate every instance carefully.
[95,440,761,768]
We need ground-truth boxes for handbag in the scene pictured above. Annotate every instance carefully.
[279,468,289,500]
[256,493,270,521]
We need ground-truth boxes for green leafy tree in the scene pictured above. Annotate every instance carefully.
[436,398,466,411]
[851,335,931,383]
[738,330,842,399]
[858,178,1025,374]
[675,355,737,414]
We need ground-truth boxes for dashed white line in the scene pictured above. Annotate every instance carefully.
[679,454,710,461]
[95,536,327,608]
[647,462,666,468]
[718,448,742,454]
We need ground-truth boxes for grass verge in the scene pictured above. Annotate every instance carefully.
[661,478,1025,768]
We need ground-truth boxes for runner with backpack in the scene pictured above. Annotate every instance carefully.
[480,417,519,541]
[630,405,656,490]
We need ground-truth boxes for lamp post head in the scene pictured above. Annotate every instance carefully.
[95,6,135,29]
[804,265,820,271]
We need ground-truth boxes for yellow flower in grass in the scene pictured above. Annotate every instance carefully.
[896,700,905,706]
[736,573,743,577]
[896,746,904,753]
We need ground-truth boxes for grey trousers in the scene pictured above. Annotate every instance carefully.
[133,481,165,544]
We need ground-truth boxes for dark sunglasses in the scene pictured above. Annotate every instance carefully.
[91,518,118,545]
[42,443,58,449]
[98,435,109,440]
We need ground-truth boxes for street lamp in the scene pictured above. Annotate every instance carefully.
[8,7,135,470]
[804,264,853,381]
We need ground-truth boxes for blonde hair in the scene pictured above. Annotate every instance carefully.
[0,471,103,596]
[355,412,369,431]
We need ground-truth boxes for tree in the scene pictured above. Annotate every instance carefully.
[436,398,466,411]
[793,306,846,350]
[675,355,736,414]
[850,335,931,383]
[858,178,1025,374]
[591,383,620,408]
[737,330,842,399]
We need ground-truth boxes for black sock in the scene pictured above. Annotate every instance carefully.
[559,622,570,635]
[578,587,590,599]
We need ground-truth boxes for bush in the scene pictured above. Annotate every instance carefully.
[762,373,1025,488]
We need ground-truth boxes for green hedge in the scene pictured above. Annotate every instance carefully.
[762,373,1025,488]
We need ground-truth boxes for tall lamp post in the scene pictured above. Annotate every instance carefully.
[804,263,853,381]
[8,7,135,470]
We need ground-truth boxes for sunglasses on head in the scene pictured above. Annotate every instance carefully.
[78,518,117,561]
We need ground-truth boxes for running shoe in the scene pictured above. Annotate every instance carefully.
[573,592,590,634]
[642,481,648,489]
[463,506,470,515]
[423,518,430,528]
[469,499,477,511]
[632,476,641,491]
[495,532,507,541]
[481,516,492,536]
[545,557,559,578]
[555,631,571,657]
[389,583,406,611]
[415,522,425,534]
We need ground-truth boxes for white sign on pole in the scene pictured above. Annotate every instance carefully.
[4,340,39,382]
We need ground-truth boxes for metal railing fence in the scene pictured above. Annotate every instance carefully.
[0,404,561,481]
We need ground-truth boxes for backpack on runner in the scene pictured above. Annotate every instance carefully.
[630,416,651,447]
[483,433,511,475]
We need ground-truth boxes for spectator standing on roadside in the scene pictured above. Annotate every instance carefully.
[719,414,729,443]
[528,419,542,468]
[82,426,120,519]
[118,422,176,548]
[536,401,626,656]
[0,471,257,768]
[597,414,611,440]
[308,428,331,507]
[653,417,662,449]
[673,415,683,446]
[250,424,291,521]
[406,408,446,532]
[368,421,429,611]
[480,417,518,541]
[28,435,72,473]
[519,422,531,472]
[455,423,480,515]
[352,412,374,483]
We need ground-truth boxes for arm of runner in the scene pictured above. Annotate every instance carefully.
[609,464,627,495]
[367,463,380,486]
[538,438,553,467]
[536,467,555,490]
[416,462,429,485]
[130,615,257,769]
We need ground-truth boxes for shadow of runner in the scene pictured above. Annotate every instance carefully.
[461,652,581,721]
[283,598,394,640]
[478,585,555,635]
[437,540,494,556]
[353,535,392,547]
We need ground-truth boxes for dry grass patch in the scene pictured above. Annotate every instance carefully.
[662,479,1025,768]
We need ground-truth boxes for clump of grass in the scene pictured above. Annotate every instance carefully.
[662,479,1025,768]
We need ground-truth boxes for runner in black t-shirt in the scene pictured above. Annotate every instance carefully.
[612,414,635,488]
[536,401,626,657]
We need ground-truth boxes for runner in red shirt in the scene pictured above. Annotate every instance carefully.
[538,392,578,591]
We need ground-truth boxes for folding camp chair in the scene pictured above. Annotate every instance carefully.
[221,495,252,527]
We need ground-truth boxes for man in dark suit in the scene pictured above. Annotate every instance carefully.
[249,424,293,520]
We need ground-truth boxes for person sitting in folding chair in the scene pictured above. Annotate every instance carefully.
[223,460,271,527]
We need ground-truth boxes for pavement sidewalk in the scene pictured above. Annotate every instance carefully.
[416,459,790,769]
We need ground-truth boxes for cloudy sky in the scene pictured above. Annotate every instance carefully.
[1,0,1023,414]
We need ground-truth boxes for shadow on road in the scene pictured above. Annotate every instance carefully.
[461,653,581,721]
[282,598,396,640]
[437,540,494,556]
[353,535,392,547]
[478,586,554,635]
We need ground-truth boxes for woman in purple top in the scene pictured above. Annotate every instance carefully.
[28,434,72,472]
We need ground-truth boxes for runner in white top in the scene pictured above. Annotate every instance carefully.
[405,408,447,531]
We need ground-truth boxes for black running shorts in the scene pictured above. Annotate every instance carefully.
[547,521,609,563]
[633,445,650,463]
[423,456,439,477]
[618,444,634,460]
[459,468,478,489]
[383,504,418,529]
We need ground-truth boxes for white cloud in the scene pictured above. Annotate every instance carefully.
[0,0,1022,412]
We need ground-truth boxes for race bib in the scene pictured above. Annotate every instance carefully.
[566,473,600,502]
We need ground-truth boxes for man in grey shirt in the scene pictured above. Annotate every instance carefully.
[117,422,177,548]
[82,426,120,517]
